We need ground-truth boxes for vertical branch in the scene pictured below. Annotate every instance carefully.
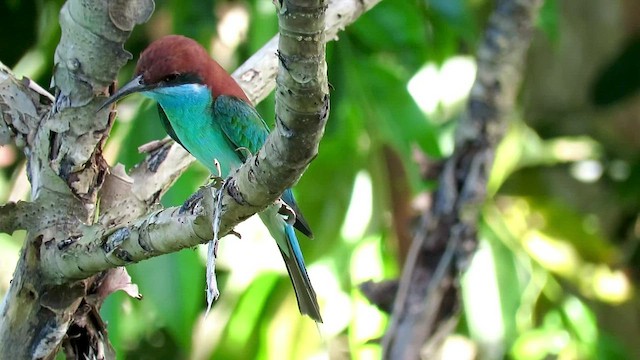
[272,0,329,183]
[381,0,544,358]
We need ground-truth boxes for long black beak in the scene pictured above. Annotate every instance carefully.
[99,74,154,110]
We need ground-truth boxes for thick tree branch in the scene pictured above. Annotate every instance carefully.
[0,64,49,148]
[0,201,51,234]
[381,0,544,358]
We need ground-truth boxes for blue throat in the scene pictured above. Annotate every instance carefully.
[143,84,242,175]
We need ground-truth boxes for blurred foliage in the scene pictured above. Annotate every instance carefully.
[2,0,640,359]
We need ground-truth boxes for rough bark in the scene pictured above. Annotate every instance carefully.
[379,0,544,358]
[233,0,380,103]
[0,1,153,357]
[0,0,377,357]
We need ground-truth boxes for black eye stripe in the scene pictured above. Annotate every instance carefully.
[160,72,204,86]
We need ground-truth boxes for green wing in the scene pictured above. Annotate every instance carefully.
[213,95,313,237]
[213,95,269,161]
[157,104,187,151]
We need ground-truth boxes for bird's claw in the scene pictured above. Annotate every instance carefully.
[205,159,225,189]
[277,199,297,226]
[235,146,253,159]
[207,175,224,189]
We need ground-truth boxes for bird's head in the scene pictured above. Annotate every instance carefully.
[102,35,249,109]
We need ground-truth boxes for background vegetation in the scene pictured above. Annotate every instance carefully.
[1,0,639,358]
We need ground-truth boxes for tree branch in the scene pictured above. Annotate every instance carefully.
[0,63,48,148]
[381,0,544,358]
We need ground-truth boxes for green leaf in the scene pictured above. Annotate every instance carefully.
[591,37,640,106]
[213,273,279,359]
[127,250,205,349]
[348,0,428,68]
[537,0,560,42]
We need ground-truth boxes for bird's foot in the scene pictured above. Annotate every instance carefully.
[206,175,224,189]
[277,199,297,226]
[205,159,225,189]
[235,146,253,159]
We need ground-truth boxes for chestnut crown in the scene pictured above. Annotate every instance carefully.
[135,35,250,103]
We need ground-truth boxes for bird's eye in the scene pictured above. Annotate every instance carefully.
[163,74,179,83]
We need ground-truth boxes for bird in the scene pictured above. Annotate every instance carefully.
[102,35,322,322]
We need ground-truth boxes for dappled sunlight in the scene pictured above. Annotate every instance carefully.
[211,4,250,69]
[12,50,47,80]
[349,236,386,359]
[481,192,633,358]
[439,335,477,360]
[267,294,323,360]
[191,269,265,359]
[341,171,373,243]
[0,233,20,298]
[407,56,477,120]
[510,296,600,359]
[212,215,287,276]
[497,198,631,305]
[312,263,351,336]
[514,263,548,335]
[589,266,632,304]
[523,231,580,277]
[489,121,602,196]
[511,326,571,360]
[550,138,601,162]
[489,123,532,196]
[216,5,249,49]
[190,168,380,359]
[192,216,292,359]
[350,236,385,283]
[462,240,507,358]
[570,160,603,183]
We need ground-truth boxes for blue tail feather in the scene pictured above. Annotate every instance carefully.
[281,224,322,322]
[259,206,322,322]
